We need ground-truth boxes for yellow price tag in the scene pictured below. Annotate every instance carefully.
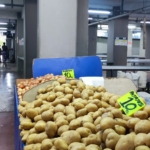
[62,69,75,78]
[117,91,145,116]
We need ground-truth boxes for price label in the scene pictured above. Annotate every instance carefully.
[62,69,75,78]
[117,91,145,116]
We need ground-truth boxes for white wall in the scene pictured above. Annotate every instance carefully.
[96,37,107,54]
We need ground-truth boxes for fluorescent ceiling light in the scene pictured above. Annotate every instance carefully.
[88,10,111,14]
[0,30,6,32]
[88,17,93,20]
[140,21,150,24]
[128,25,136,29]
[0,4,5,7]
[97,25,100,28]
[0,27,7,29]
[0,23,7,25]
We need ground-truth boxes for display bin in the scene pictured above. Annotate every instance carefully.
[14,56,103,150]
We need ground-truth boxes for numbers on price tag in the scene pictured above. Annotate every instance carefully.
[117,91,145,116]
[62,69,75,78]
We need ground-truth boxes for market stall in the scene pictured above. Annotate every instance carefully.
[15,56,150,150]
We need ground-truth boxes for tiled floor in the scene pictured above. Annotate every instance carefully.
[0,63,23,150]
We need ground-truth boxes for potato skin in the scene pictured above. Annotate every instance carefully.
[115,134,134,150]
[135,145,150,150]
[41,139,53,150]
[45,121,57,138]
[135,120,150,134]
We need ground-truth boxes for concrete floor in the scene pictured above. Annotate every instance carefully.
[0,63,23,150]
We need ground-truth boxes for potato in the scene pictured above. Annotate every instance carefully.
[73,102,84,110]
[35,120,46,132]
[41,110,53,121]
[85,103,98,112]
[38,88,46,94]
[29,128,37,134]
[54,104,65,113]
[34,107,41,114]
[94,116,102,126]
[34,99,43,107]
[53,112,64,121]
[24,144,33,150]
[143,105,150,116]
[109,96,118,106]
[127,118,140,129]
[82,134,101,146]
[134,110,148,119]
[134,133,147,147]
[115,134,135,150]
[93,93,102,99]
[62,83,71,88]
[70,80,77,85]
[135,120,150,134]
[69,142,85,150]
[101,101,110,108]
[77,81,86,91]
[73,89,81,98]
[52,99,61,107]
[145,133,150,147]
[97,86,106,92]
[114,125,126,135]
[58,125,69,136]
[102,128,115,142]
[100,117,115,130]
[21,121,34,130]
[105,132,120,149]
[41,139,53,150]
[57,77,66,84]
[32,143,41,150]
[34,115,42,122]
[86,144,102,150]
[47,94,56,102]
[83,122,96,133]
[65,87,73,94]
[26,133,37,144]
[40,105,49,114]
[61,130,81,145]
[56,115,67,121]
[135,145,150,150]
[20,130,29,137]
[25,103,34,109]
[65,94,73,101]
[67,114,76,122]
[22,132,29,142]
[111,109,122,118]
[56,119,68,128]
[56,92,64,97]
[54,138,68,150]
[77,108,87,117]
[93,111,102,120]
[115,118,127,128]
[26,108,38,120]
[102,112,113,119]
[82,115,93,124]
[69,119,81,130]
[81,90,89,100]
[20,101,28,107]
[54,85,65,93]
[65,106,76,115]
[115,102,120,108]
[76,127,91,138]
[45,121,57,138]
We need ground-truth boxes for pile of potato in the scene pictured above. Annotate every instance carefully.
[17,74,65,101]
[18,78,150,150]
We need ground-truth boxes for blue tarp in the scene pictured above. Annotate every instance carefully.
[32,56,102,78]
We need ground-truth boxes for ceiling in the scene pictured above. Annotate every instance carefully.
[0,0,23,32]
[89,0,150,25]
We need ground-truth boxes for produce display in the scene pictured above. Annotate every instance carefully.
[18,78,150,150]
[17,74,65,101]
